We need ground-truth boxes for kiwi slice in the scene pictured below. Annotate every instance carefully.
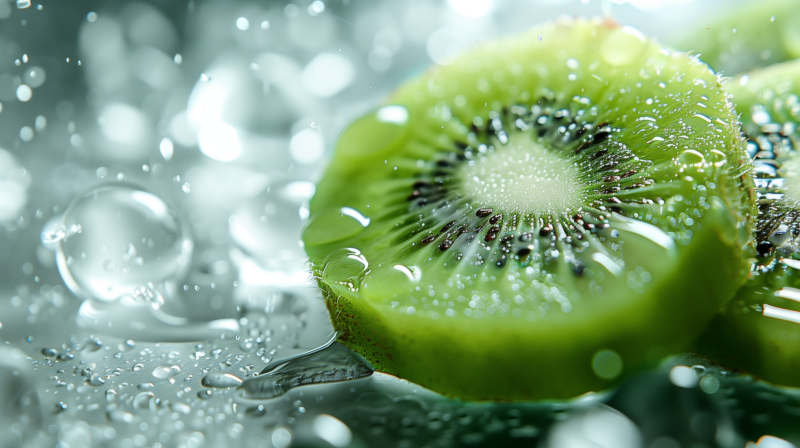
[694,59,800,387]
[304,19,754,401]
[672,0,800,75]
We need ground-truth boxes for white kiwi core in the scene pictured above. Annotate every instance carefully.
[458,133,586,215]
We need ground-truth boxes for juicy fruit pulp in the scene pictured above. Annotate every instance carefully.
[695,59,800,387]
[304,19,754,400]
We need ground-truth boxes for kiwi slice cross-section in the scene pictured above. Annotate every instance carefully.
[304,19,754,401]
[694,59,800,387]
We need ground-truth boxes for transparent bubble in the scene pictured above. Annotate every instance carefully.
[55,183,193,302]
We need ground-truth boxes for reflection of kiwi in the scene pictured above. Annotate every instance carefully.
[672,0,800,75]
[694,59,800,387]
[304,19,754,400]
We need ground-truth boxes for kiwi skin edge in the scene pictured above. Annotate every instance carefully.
[307,18,756,401]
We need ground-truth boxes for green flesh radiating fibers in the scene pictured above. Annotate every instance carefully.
[304,18,754,401]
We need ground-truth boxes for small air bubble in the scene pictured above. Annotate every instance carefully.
[86,11,97,22]
[236,17,249,30]
[261,20,270,30]
[770,15,776,22]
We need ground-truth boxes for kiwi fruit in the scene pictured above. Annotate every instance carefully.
[694,58,800,387]
[303,18,754,401]
[671,0,800,75]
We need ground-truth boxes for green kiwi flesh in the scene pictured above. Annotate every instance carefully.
[695,59,800,387]
[671,0,800,75]
[304,19,754,401]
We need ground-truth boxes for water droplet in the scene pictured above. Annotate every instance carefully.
[751,105,771,126]
[133,363,144,371]
[235,17,249,31]
[238,342,373,399]
[16,84,32,102]
[55,184,193,302]
[201,372,243,388]
[679,149,706,166]
[152,365,180,379]
[699,375,720,394]
[669,365,698,388]
[132,391,155,409]
[591,349,623,380]
[321,248,369,286]
[16,0,31,9]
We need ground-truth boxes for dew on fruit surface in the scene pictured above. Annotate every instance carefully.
[699,375,720,394]
[52,184,193,303]
[669,365,699,388]
[237,342,373,399]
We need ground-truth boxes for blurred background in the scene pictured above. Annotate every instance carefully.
[0,0,797,447]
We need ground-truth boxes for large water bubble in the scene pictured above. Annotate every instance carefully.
[52,183,193,305]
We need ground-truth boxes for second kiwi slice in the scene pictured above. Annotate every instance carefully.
[304,18,754,401]
[694,58,800,387]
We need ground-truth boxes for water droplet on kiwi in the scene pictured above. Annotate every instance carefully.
[55,184,193,302]
[303,207,371,247]
[679,149,706,166]
[669,365,699,388]
[699,375,720,394]
[322,248,369,286]
[336,105,410,160]
[599,27,647,67]
[591,349,623,380]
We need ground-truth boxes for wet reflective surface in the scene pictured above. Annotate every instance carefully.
[1,0,800,447]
